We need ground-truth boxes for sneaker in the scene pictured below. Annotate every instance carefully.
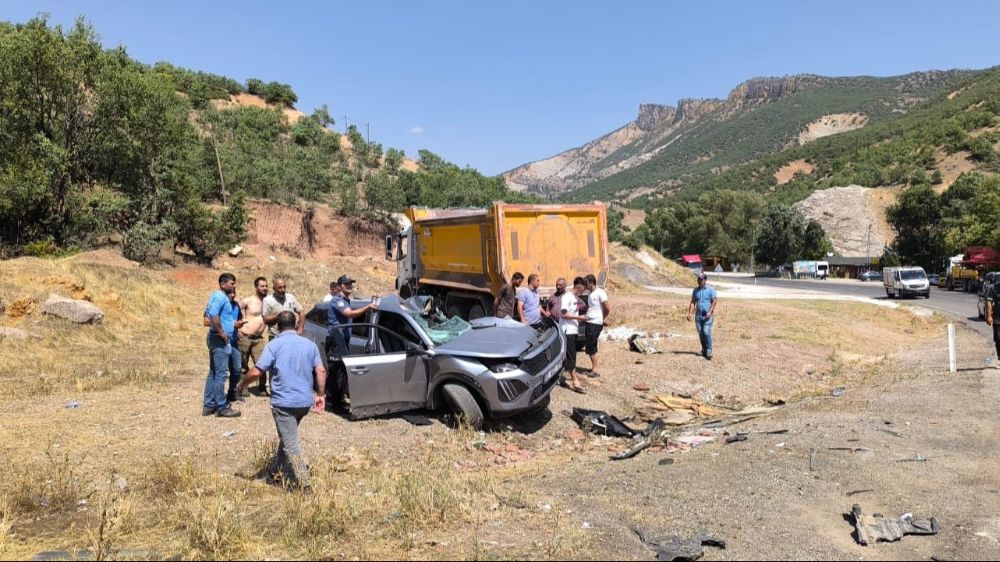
[202,407,218,416]
[216,407,242,418]
[706,353,713,361]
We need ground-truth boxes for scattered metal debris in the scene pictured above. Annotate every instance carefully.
[632,527,726,561]
[897,454,928,463]
[724,433,748,444]
[846,489,875,497]
[829,447,870,453]
[850,504,939,545]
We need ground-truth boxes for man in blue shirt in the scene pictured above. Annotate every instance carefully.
[687,272,718,360]
[517,273,547,330]
[323,275,378,409]
[203,273,243,417]
[324,274,379,358]
[237,311,327,492]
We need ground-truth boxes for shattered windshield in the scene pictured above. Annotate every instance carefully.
[401,295,473,344]
[408,311,472,345]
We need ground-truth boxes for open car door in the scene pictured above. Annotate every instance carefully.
[341,319,430,419]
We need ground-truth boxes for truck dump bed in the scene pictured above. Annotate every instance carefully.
[408,203,610,295]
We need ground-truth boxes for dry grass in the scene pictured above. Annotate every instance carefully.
[0,250,955,559]
[0,430,588,560]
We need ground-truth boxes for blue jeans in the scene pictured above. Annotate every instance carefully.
[204,337,242,410]
[695,314,714,357]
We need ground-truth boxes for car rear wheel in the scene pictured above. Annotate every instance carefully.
[442,383,484,429]
[886,288,893,298]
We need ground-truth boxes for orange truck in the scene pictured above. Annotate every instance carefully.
[385,203,610,319]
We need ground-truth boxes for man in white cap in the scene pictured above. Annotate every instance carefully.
[686,272,718,360]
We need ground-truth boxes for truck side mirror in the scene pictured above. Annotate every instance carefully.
[385,235,394,261]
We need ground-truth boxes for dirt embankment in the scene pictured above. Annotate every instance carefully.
[774,158,815,185]
[241,200,386,262]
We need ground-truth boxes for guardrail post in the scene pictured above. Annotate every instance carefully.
[948,323,957,373]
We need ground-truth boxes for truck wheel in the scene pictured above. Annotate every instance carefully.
[447,304,466,319]
[469,304,487,320]
[947,277,954,291]
[886,288,893,299]
[442,384,484,430]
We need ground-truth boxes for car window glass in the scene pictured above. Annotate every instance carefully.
[305,305,327,324]
[377,312,422,346]
[352,310,372,339]
[375,326,411,354]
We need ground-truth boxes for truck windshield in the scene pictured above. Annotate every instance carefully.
[900,270,926,281]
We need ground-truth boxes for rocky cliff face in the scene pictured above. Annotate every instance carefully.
[504,75,811,197]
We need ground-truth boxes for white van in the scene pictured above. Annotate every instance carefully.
[816,261,830,280]
[883,266,930,299]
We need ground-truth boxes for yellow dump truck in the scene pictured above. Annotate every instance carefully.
[385,203,610,319]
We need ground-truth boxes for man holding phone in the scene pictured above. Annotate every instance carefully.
[324,274,379,359]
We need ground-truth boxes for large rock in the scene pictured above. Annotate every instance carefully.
[42,294,104,324]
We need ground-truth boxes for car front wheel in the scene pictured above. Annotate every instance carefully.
[442,383,485,429]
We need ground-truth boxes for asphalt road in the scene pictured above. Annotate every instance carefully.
[720,275,993,337]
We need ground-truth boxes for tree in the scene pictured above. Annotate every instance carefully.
[755,205,805,265]
[886,184,942,270]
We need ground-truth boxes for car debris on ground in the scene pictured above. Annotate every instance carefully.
[850,504,940,545]
[629,333,662,354]
[632,527,726,561]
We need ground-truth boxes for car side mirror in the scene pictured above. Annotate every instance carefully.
[405,341,429,357]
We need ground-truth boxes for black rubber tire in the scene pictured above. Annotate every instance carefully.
[442,383,485,429]
[469,304,487,320]
[886,288,894,299]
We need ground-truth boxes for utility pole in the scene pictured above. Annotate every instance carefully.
[867,224,872,265]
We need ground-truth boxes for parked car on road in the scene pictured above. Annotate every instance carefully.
[303,294,563,429]
[927,273,940,286]
[858,270,882,282]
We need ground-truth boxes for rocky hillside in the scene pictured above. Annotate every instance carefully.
[792,185,896,256]
[504,71,973,202]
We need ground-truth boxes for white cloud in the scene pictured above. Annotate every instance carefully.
[408,126,424,134]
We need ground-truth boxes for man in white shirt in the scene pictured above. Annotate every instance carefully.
[559,277,588,393]
[582,273,610,378]
[322,281,341,303]
[259,277,304,395]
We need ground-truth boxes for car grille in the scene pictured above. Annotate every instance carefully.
[530,371,559,402]
[520,331,562,376]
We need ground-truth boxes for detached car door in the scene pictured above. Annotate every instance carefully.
[342,312,430,419]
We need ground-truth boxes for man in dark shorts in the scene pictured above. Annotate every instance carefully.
[582,273,610,378]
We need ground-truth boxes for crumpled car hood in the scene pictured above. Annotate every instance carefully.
[434,317,544,358]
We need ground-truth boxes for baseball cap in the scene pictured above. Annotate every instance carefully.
[337,274,356,286]
[696,272,707,280]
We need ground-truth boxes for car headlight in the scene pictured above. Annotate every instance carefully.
[485,362,520,374]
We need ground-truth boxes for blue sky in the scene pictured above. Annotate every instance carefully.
[4,1,999,175]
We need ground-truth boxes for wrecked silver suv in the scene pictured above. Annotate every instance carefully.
[303,294,563,428]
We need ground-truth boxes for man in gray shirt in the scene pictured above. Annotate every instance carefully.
[237,311,326,492]
[258,277,304,395]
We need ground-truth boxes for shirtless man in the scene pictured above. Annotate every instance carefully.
[239,277,269,396]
